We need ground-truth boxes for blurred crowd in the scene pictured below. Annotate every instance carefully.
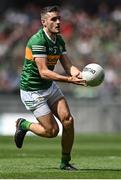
[0,2,121,99]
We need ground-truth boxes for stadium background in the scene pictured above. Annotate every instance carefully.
[0,0,121,135]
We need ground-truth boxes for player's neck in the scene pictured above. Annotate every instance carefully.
[43,28,56,43]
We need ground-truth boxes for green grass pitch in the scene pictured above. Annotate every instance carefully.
[1,134,121,178]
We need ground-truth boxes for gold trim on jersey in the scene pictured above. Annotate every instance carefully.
[47,55,60,65]
[25,47,33,60]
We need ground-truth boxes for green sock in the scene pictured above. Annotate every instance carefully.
[20,120,32,131]
[61,153,71,165]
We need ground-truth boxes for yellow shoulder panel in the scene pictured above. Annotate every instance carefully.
[25,47,33,60]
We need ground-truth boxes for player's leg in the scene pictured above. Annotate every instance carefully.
[48,82,77,170]
[15,112,59,148]
[29,112,59,138]
[14,88,59,148]
[50,97,77,170]
[51,97,74,154]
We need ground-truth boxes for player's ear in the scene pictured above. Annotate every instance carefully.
[41,19,47,27]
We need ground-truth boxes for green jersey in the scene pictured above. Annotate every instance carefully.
[20,28,67,91]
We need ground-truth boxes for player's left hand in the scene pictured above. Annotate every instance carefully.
[77,71,82,78]
[70,66,81,77]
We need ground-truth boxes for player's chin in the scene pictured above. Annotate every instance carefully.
[54,28,60,34]
[54,31,60,34]
[51,27,60,34]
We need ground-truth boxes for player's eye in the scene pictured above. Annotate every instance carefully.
[51,16,61,22]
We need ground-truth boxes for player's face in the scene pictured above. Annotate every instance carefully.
[43,11,61,34]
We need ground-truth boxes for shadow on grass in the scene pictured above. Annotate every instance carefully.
[34,166,121,172]
[78,168,121,172]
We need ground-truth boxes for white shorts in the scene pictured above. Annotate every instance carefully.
[20,82,64,118]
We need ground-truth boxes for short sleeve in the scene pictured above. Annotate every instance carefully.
[28,34,47,58]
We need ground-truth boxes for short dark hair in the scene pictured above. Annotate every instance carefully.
[41,5,60,19]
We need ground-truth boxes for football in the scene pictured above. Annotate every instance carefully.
[82,63,105,87]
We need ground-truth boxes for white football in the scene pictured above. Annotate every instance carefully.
[82,63,105,87]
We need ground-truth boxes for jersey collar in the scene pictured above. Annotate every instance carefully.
[43,28,56,44]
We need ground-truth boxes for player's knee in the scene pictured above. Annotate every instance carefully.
[51,127,59,137]
[62,114,74,129]
[46,126,59,138]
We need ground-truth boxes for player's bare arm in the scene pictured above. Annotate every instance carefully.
[35,57,86,86]
[60,54,87,86]
[60,54,83,78]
